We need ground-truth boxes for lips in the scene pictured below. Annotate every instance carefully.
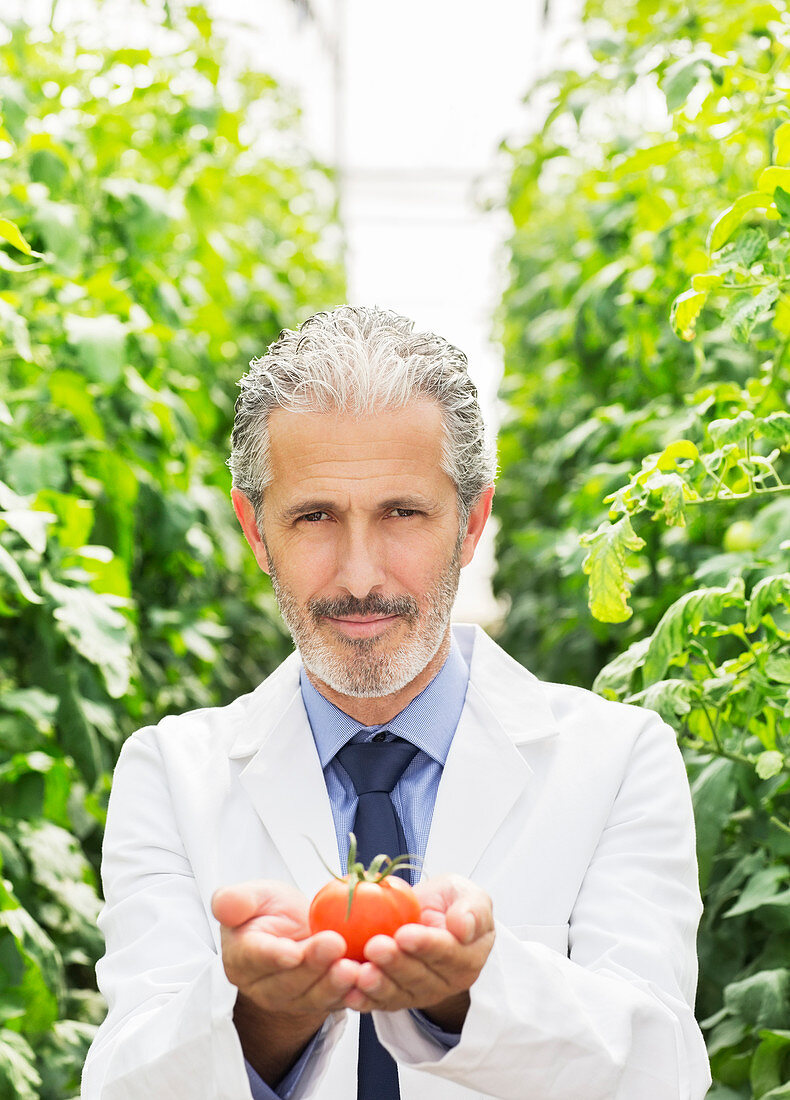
[324,614,401,638]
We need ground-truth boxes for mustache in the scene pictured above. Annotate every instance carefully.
[309,593,419,621]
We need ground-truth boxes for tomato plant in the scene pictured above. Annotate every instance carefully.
[308,835,421,962]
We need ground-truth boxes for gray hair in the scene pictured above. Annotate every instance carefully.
[229,305,496,526]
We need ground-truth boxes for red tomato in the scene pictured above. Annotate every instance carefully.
[309,874,421,962]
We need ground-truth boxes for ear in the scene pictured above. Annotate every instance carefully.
[231,488,271,575]
[459,486,494,568]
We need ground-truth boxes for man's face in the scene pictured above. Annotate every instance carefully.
[239,400,483,699]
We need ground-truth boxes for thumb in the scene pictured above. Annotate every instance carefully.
[211,880,285,928]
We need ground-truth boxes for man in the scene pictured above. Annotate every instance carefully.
[81,306,711,1099]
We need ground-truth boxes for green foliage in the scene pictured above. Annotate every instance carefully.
[495,0,790,686]
[0,4,344,1094]
[496,0,790,1093]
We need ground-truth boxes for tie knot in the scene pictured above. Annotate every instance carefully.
[337,737,418,797]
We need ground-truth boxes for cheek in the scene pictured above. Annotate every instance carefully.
[275,536,337,592]
[387,533,457,590]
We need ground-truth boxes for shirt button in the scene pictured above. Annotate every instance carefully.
[372,732,387,742]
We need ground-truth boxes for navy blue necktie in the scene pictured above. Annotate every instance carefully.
[336,735,419,1100]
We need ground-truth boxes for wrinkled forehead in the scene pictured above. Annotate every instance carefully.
[265,401,453,502]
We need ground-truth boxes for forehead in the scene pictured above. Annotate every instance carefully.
[265,400,453,499]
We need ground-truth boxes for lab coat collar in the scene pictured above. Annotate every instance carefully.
[227,624,559,761]
[226,627,560,895]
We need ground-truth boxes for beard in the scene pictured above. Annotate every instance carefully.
[266,542,462,699]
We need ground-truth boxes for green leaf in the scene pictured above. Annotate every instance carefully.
[644,579,746,682]
[725,866,789,917]
[628,678,693,725]
[775,121,790,166]
[0,904,62,1031]
[3,443,67,495]
[752,1029,790,1099]
[642,470,689,526]
[690,758,737,891]
[15,821,102,935]
[592,636,651,697]
[765,656,790,685]
[37,1019,97,1099]
[580,515,646,623]
[0,543,42,604]
[670,288,707,341]
[48,369,105,439]
[0,1030,40,1100]
[691,271,725,292]
[708,192,774,252]
[775,186,790,223]
[56,679,105,787]
[31,199,84,272]
[661,51,724,112]
[709,410,756,446]
[0,505,56,555]
[64,314,127,385]
[612,140,681,178]
[724,970,790,1031]
[0,297,33,362]
[757,166,790,195]
[755,751,786,780]
[0,218,38,257]
[45,579,134,698]
[758,412,790,444]
[747,575,790,632]
[726,285,780,342]
[730,227,768,267]
[0,688,59,729]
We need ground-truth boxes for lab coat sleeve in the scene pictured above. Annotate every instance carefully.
[80,726,347,1100]
[373,715,712,1099]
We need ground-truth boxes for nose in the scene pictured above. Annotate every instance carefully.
[334,524,386,599]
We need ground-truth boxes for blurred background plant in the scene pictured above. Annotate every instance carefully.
[0,3,344,1094]
[495,0,790,1093]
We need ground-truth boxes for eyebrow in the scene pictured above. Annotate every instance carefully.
[280,495,437,522]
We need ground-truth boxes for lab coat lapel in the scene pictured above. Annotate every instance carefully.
[233,657,341,901]
[422,626,559,882]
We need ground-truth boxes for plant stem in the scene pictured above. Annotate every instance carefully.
[685,482,790,507]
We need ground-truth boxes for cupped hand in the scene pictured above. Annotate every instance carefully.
[341,873,495,1032]
[212,879,360,1022]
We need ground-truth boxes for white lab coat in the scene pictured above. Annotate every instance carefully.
[81,624,711,1099]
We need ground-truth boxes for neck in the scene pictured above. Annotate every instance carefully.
[304,627,453,725]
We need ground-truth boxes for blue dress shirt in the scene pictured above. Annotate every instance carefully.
[245,638,471,1099]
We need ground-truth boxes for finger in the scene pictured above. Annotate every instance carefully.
[221,927,305,983]
[446,891,493,946]
[390,922,454,956]
[361,933,456,1006]
[413,876,493,945]
[212,880,307,928]
[445,906,480,946]
[301,930,350,968]
[305,956,363,1009]
[342,959,412,1013]
[391,925,492,993]
[246,950,361,1016]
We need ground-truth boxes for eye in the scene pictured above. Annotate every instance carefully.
[298,511,330,523]
[388,508,418,518]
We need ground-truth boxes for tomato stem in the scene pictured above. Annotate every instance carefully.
[304,833,423,923]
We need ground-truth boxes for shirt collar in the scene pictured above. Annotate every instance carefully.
[300,637,470,769]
